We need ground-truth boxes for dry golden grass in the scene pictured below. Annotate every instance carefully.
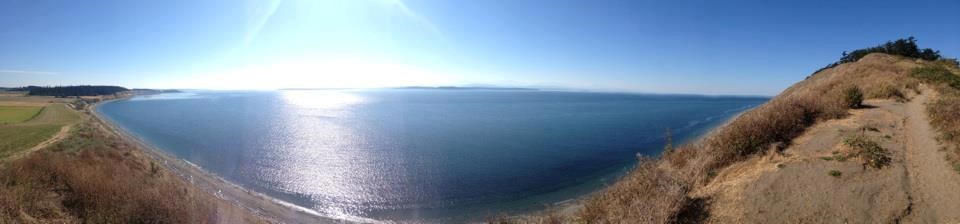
[575,157,695,223]
[0,117,264,223]
[920,61,960,173]
[666,53,921,185]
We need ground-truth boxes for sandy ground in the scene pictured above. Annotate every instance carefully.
[901,88,960,223]
[697,88,960,223]
[89,100,340,224]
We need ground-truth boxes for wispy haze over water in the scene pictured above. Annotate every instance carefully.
[97,89,765,222]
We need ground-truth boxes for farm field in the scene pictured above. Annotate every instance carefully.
[0,103,79,158]
[0,106,43,124]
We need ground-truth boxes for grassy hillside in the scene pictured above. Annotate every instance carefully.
[506,39,959,223]
[0,110,264,223]
[567,54,934,224]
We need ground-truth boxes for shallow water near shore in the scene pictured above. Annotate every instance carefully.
[96,89,765,222]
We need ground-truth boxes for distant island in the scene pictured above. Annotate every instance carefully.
[130,88,183,95]
[280,86,538,91]
[392,86,538,91]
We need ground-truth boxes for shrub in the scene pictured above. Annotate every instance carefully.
[828,170,842,177]
[843,136,891,169]
[843,86,864,109]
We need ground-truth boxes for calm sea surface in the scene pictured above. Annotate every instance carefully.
[97,89,766,222]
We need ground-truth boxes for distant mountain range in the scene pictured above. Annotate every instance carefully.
[280,86,538,91]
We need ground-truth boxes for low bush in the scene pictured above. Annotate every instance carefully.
[843,136,891,169]
[843,86,864,109]
[828,170,842,177]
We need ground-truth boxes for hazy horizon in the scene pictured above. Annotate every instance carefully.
[2,0,959,95]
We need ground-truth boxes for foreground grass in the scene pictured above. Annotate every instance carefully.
[0,115,264,223]
[0,106,42,124]
[0,104,80,158]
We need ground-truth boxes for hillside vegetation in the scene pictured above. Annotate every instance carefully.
[0,103,264,223]
[505,38,960,223]
[921,59,960,177]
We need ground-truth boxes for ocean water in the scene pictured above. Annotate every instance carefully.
[96,89,766,222]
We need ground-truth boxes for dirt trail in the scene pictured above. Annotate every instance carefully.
[698,89,960,223]
[901,88,960,223]
[2,104,77,162]
[7,125,73,160]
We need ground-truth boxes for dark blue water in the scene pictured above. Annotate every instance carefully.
[96,89,765,222]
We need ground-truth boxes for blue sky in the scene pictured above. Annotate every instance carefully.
[1,0,958,95]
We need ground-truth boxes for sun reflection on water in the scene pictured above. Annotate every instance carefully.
[265,90,396,220]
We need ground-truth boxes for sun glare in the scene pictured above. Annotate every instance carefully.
[281,89,364,110]
[185,58,452,90]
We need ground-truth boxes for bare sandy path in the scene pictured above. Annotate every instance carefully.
[901,88,960,223]
[700,89,960,223]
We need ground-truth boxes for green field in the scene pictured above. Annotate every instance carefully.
[0,104,80,157]
[0,106,43,124]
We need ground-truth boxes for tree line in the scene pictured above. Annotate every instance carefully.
[814,37,943,74]
[13,85,129,97]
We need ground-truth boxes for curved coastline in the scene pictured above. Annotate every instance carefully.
[91,98,361,223]
[91,93,765,223]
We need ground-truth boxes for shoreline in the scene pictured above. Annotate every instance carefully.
[89,94,764,223]
[540,103,760,218]
[89,98,346,223]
